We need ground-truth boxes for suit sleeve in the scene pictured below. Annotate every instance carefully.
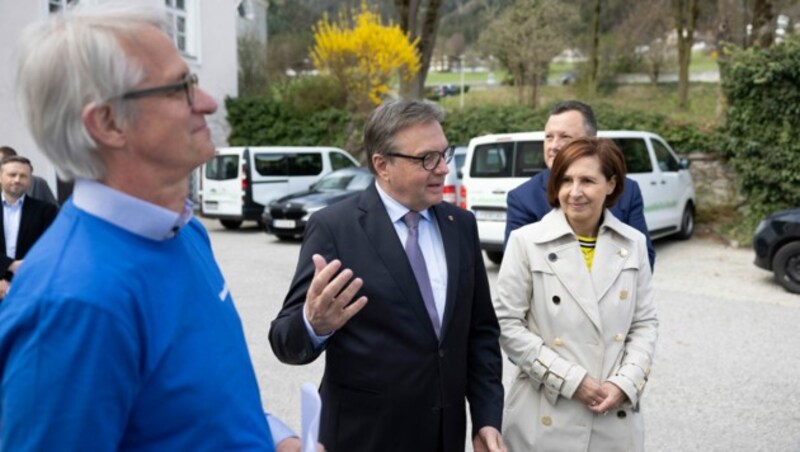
[269,214,338,365]
[625,181,656,271]
[465,214,504,435]
[505,186,537,250]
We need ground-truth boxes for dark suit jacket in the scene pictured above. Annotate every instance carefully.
[505,169,656,269]
[1,195,59,277]
[270,184,503,452]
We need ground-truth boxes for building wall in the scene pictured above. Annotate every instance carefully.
[0,0,238,201]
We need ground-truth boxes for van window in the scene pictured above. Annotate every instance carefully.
[289,153,323,175]
[254,153,288,176]
[471,143,512,177]
[331,152,357,170]
[515,141,545,177]
[205,155,239,180]
[652,140,680,172]
[613,138,652,173]
[253,152,324,176]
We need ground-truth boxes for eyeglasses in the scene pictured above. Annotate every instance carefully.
[120,73,198,107]
[387,146,454,171]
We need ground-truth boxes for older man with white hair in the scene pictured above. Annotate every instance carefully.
[0,3,314,451]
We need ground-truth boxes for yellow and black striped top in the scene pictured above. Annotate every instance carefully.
[577,235,597,270]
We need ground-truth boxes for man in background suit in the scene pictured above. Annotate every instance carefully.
[0,146,58,206]
[504,100,655,269]
[0,156,58,298]
[270,100,506,452]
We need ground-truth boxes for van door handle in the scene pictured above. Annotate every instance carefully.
[650,181,657,185]
[492,189,506,195]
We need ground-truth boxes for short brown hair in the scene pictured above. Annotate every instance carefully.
[1,155,33,172]
[547,137,626,208]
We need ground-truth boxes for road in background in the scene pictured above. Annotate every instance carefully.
[204,218,800,451]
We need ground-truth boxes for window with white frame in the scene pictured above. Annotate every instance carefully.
[165,0,199,59]
[48,0,78,13]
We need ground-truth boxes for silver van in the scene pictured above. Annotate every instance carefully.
[201,146,359,229]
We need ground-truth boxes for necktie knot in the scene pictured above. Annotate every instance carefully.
[403,211,421,230]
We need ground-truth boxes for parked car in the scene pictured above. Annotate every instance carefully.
[443,145,468,206]
[462,130,696,264]
[753,207,800,294]
[201,146,359,229]
[262,167,374,240]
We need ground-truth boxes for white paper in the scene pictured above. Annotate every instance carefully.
[300,382,322,452]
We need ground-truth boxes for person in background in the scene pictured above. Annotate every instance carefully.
[0,3,316,451]
[0,156,58,299]
[504,100,655,269]
[0,146,58,206]
[270,99,506,452]
[494,137,658,451]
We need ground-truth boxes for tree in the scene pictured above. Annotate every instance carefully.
[674,0,699,110]
[587,0,602,95]
[614,0,674,84]
[479,0,577,107]
[311,2,420,113]
[395,0,445,99]
[238,34,270,98]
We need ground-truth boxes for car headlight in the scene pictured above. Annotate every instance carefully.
[754,219,768,236]
[301,205,326,221]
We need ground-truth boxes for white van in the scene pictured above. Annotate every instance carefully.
[462,131,696,264]
[201,146,359,229]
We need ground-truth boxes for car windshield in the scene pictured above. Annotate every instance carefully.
[314,172,373,191]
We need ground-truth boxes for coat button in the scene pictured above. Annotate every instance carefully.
[548,252,557,262]
[553,338,564,346]
[439,350,445,358]
[619,290,628,300]
[552,295,561,305]
[617,410,627,419]
[614,333,625,342]
[541,416,552,426]
[618,248,628,257]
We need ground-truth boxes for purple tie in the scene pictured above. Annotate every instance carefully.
[403,211,441,338]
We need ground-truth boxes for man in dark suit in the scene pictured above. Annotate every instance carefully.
[504,100,655,269]
[0,156,58,298]
[0,146,58,206]
[270,100,506,452]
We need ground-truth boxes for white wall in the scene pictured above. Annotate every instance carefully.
[0,0,238,200]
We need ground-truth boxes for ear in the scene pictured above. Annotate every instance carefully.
[81,102,126,149]
[607,174,617,195]
[372,153,390,181]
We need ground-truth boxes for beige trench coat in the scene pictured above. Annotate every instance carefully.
[494,209,658,452]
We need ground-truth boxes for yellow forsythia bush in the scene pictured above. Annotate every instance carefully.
[311,2,420,111]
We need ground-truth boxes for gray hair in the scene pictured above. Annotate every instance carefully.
[549,100,598,137]
[363,99,445,174]
[16,2,169,181]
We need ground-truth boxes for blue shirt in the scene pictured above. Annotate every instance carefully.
[0,179,292,450]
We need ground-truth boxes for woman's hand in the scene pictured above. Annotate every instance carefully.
[573,375,608,409]
[590,382,628,414]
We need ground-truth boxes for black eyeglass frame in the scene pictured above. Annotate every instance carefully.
[386,145,455,171]
[120,73,198,107]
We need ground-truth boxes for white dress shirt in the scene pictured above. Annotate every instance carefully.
[3,194,25,259]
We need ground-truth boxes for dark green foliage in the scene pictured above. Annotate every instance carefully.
[226,96,352,149]
[442,103,718,155]
[276,76,348,116]
[719,36,800,223]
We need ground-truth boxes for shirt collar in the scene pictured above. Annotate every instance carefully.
[2,193,25,208]
[374,181,433,224]
[72,179,193,241]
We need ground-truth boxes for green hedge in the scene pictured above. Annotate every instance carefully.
[226,94,722,162]
[719,36,800,225]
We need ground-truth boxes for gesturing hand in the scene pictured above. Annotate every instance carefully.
[304,254,368,335]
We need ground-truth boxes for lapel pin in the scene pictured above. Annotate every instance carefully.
[448,215,454,221]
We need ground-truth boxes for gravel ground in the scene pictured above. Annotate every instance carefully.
[204,219,800,451]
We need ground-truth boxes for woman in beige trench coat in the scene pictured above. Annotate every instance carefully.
[494,137,658,452]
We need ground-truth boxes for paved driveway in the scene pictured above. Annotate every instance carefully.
[203,219,800,451]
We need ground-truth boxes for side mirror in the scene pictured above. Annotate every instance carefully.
[679,158,691,170]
